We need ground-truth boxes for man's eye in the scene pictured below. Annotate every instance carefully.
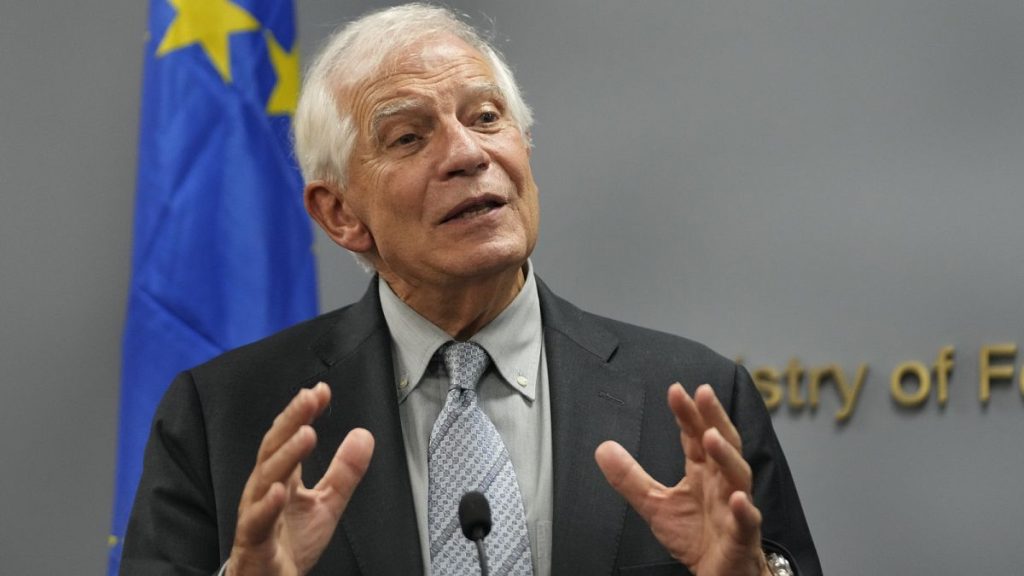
[392,133,420,147]
[478,111,500,124]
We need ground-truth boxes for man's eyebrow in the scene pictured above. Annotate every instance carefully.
[370,99,426,140]
[465,83,506,104]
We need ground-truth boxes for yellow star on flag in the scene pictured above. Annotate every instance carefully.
[156,0,261,83]
[265,30,299,116]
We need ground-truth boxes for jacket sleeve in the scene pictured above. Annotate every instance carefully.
[731,364,823,576]
[120,371,222,576]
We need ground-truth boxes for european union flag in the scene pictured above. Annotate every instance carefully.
[108,0,317,572]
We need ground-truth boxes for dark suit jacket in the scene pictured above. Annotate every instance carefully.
[122,277,821,575]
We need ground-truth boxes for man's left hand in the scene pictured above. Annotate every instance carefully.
[595,383,770,576]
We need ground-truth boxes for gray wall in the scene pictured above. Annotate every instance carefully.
[0,1,143,572]
[1,0,1021,573]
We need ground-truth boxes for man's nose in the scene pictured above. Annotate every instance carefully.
[437,122,489,179]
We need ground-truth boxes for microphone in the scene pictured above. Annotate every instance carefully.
[459,491,492,576]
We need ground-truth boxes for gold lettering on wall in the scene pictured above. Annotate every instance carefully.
[741,357,867,422]
[785,358,805,409]
[979,343,1017,403]
[934,346,954,406]
[891,361,931,407]
[836,364,867,422]
[751,366,783,410]
[738,342,1024,422]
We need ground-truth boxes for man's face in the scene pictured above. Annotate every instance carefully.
[337,34,539,289]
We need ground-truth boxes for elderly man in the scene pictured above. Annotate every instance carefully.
[122,5,820,576]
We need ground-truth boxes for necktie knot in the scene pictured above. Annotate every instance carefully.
[440,341,490,393]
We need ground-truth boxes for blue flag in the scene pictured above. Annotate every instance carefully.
[108,0,317,572]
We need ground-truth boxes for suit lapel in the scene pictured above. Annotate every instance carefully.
[305,278,424,575]
[539,280,646,576]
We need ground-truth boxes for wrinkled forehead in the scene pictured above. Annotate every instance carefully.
[336,34,498,129]
[386,33,485,72]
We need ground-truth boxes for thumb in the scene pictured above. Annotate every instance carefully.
[316,428,375,517]
[595,441,662,520]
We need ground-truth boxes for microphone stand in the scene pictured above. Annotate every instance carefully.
[474,539,489,576]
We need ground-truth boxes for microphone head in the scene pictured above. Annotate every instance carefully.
[458,491,492,541]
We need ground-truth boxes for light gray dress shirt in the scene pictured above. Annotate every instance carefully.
[379,263,553,576]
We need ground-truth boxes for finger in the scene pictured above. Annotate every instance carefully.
[694,384,742,451]
[316,428,375,518]
[667,383,707,461]
[595,441,664,521]
[727,490,763,547]
[257,382,331,462]
[250,424,318,498]
[703,428,753,493]
[235,481,288,547]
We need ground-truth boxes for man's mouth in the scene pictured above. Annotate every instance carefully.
[441,196,506,223]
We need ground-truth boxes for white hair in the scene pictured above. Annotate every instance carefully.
[293,3,533,189]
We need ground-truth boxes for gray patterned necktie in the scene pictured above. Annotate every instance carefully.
[428,341,534,576]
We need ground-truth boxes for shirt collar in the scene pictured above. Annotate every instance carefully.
[379,261,543,404]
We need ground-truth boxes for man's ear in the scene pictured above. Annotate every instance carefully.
[303,181,375,254]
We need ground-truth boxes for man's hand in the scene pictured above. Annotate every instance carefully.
[595,383,769,576]
[228,382,374,576]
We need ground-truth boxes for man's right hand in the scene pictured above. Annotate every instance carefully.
[228,382,374,576]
